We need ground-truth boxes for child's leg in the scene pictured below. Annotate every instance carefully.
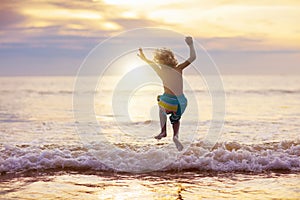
[155,107,167,140]
[172,121,180,138]
[170,114,183,151]
[172,120,183,151]
[159,107,167,134]
[170,113,181,138]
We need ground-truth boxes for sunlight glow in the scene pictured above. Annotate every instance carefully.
[101,22,122,31]
[103,0,178,6]
[121,58,145,74]
[23,8,103,20]
[121,11,138,19]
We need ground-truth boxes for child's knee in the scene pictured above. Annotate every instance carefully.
[169,114,181,124]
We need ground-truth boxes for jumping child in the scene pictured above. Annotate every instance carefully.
[137,36,196,151]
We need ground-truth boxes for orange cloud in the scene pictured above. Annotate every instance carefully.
[1,0,299,51]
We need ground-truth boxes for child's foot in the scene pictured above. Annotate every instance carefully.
[173,136,183,151]
[154,132,167,140]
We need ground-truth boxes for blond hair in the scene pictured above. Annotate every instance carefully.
[153,48,178,67]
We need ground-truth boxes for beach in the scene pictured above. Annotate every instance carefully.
[0,75,299,199]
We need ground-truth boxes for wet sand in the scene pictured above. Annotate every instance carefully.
[1,170,300,199]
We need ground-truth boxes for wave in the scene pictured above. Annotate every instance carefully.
[1,140,299,175]
[1,88,299,96]
[230,89,300,95]
[186,89,300,95]
[0,89,74,95]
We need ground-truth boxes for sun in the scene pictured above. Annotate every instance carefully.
[120,54,146,74]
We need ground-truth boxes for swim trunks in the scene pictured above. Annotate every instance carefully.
[157,93,187,124]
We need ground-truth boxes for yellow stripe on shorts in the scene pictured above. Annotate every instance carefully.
[158,101,178,112]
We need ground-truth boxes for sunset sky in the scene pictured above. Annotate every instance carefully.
[0,0,299,75]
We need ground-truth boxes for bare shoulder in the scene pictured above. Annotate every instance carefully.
[176,60,191,71]
[174,65,184,73]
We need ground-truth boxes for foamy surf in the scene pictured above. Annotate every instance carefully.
[1,140,299,174]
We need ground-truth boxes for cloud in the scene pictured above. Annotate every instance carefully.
[0,0,27,28]
[2,0,299,50]
[0,0,299,75]
[0,0,178,51]
[111,18,169,29]
[199,37,266,51]
[0,10,25,28]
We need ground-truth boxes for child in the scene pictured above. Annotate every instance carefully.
[137,36,196,151]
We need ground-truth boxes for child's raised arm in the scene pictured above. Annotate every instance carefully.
[176,36,196,70]
[137,48,161,75]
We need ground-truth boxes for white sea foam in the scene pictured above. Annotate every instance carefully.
[1,140,299,174]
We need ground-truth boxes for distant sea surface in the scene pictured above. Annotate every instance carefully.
[0,75,299,199]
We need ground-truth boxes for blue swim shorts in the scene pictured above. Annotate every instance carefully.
[157,93,187,124]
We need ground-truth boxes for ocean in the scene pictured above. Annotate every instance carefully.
[0,75,299,199]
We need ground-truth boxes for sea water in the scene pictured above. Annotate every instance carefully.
[0,75,299,199]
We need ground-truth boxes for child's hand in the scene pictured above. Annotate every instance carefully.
[185,36,193,46]
[137,48,146,61]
